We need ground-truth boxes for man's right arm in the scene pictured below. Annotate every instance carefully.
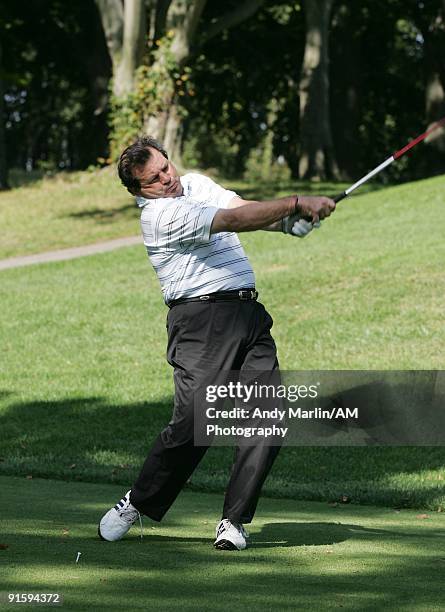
[210,195,335,234]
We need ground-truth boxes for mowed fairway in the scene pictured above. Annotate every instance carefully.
[1,173,445,610]
[1,476,445,611]
[0,173,444,509]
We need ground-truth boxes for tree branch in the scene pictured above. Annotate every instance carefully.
[168,0,207,65]
[201,0,266,44]
[115,0,146,96]
[95,0,124,67]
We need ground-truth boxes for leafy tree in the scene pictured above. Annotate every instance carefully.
[192,0,444,181]
[1,0,442,182]
[330,0,443,181]
[1,0,111,172]
[181,1,305,177]
[299,0,339,180]
[95,0,266,162]
[414,0,445,171]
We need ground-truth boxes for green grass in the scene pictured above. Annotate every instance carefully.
[1,476,445,611]
[1,172,445,509]
[0,165,372,260]
[0,168,136,259]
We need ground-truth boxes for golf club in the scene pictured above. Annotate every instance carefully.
[331,116,445,203]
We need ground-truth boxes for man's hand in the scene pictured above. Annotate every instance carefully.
[282,215,321,238]
[295,195,336,224]
[281,195,335,238]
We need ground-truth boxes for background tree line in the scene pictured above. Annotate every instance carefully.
[0,0,444,190]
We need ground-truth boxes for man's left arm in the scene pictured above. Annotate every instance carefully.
[227,196,322,237]
[227,197,279,230]
[200,175,330,237]
[198,176,300,232]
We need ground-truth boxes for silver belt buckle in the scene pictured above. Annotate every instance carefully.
[199,295,210,301]
[239,290,256,300]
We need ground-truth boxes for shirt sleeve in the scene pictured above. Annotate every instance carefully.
[154,201,218,249]
[187,173,238,209]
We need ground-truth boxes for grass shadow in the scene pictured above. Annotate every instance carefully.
[1,394,445,509]
[1,476,445,609]
[138,521,392,548]
[64,202,137,221]
[233,180,387,202]
[8,168,46,188]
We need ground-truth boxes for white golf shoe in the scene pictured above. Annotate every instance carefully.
[214,518,249,550]
[98,490,141,541]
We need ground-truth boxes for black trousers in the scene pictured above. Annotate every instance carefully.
[130,299,282,524]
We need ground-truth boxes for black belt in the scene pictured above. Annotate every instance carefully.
[168,288,258,309]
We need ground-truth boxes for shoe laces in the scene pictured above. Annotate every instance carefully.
[217,519,249,539]
[233,523,249,539]
[115,492,143,538]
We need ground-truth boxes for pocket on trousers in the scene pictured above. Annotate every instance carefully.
[166,310,183,367]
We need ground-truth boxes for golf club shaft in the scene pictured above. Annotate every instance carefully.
[332,116,445,203]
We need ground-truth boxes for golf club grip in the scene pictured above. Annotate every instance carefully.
[298,192,347,224]
[333,192,347,203]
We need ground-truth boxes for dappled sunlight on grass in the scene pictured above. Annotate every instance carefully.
[1,476,445,610]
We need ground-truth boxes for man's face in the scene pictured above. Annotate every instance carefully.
[133,148,183,199]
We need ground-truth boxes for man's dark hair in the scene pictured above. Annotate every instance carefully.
[118,136,168,194]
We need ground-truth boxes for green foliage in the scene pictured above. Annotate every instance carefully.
[242,98,292,182]
[3,0,444,180]
[109,34,192,161]
[108,90,144,162]
[329,0,445,181]
[182,117,241,177]
[1,0,110,170]
[243,132,292,184]
[186,1,304,177]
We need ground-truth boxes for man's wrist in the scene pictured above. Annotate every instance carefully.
[281,196,299,234]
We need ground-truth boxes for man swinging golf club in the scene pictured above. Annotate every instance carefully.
[98,135,335,550]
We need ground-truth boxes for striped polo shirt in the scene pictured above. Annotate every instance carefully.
[137,173,255,304]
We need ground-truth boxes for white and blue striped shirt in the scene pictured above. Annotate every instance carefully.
[137,173,255,303]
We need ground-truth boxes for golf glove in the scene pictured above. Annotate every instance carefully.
[282,216,321,238]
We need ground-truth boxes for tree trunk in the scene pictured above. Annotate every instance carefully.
[168,0,207,65]
[115,0,146,97]
[420,1,445,165]
[97,0,266,164]
[145,0,264,162]
[83,2,113,163]
[148,0,171,47]
[298,0,339,180]
[0,38,9,190]
[426,74,445,132]
[424,1,445,114]
[330,3,360,180]
[95,0,124,85]
[201,0,265,43]
[143,0,207,162]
